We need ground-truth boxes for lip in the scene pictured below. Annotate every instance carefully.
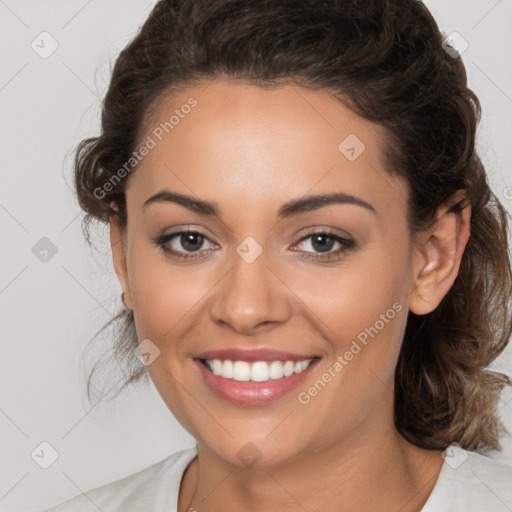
[194,348,318,362]
[193,355,320,406]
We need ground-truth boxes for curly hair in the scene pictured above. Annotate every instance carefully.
[74,0,512,453]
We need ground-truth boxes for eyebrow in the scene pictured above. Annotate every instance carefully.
[142,189,376,217]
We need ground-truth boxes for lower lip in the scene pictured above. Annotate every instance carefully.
[194,359,319,406]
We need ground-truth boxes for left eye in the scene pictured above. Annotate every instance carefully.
[292,232,355,258]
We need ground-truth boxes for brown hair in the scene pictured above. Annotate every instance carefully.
[74,0,512,453]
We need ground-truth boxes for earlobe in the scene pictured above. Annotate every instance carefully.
[110,213,133,309]
[409,191,471,315]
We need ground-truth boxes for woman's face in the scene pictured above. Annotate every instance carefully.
[111,78,422,466]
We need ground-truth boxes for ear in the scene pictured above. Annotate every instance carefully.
[409,190,471,315]
[109,205,133,310]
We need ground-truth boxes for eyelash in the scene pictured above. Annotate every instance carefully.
[153,228,355,263]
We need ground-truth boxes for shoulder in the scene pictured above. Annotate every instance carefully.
[41,447,197,512]
[422,443,512,512]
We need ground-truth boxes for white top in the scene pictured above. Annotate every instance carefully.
[42,444,512,511]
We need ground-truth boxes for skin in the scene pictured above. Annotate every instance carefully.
[110,77,471,512]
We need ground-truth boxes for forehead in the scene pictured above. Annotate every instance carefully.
[126,79,407,219]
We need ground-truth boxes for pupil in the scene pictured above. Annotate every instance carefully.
[182,233,203,251]
[312,234,334,253]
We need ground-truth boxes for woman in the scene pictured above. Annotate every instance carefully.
[44,0,512,510]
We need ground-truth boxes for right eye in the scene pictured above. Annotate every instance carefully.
[153,228,217,261]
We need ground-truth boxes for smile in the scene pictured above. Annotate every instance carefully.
[194,351,321,406]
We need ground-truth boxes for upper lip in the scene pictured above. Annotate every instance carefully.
[194,348,319,363]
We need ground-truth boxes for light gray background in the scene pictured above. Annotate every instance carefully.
[1,1,511,510]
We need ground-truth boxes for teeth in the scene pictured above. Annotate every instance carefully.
[283,361,295,377]
[205,358,314,382]
[269,361,284,380]
[211,359,223,375]
[251,361,269,382]
[233,361,251,381]
[223,360,234,378]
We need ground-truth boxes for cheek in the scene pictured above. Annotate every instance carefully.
[126,244,213,342]
[290,240,411,361]
[293,251,408,332]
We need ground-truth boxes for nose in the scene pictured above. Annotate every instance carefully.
[209,247,292,335]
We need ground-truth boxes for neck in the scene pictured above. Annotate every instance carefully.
[178,419,444,512]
